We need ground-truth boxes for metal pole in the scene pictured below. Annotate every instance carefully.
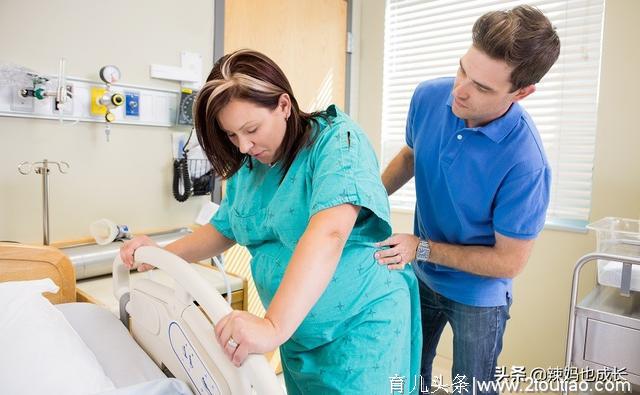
[40,159,50,245]
[18,159,68,245]
[345,0,353,115]
[210,0,225,206]
[213,0,224,63]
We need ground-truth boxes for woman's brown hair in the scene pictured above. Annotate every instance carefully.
[194,49,327,181]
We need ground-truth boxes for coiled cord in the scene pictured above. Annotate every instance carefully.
[172,157,191,202]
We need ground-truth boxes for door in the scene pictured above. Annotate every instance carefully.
[224,0,347,111]
[221,0,348,373]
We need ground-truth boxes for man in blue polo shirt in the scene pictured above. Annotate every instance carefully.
[375,5,560,394]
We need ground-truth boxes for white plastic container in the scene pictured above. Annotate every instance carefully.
[587,217,640,291]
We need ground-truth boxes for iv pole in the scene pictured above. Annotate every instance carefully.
[18,159,70,245]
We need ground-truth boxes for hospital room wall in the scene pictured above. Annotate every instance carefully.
[353,0,640,373]
[0,0,214,244]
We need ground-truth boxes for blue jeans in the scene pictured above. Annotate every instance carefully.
[418,280,511,395]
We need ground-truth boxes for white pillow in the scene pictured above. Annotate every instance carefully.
[0,278,116,395]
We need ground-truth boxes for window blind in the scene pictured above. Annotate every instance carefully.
[381,0,604,227]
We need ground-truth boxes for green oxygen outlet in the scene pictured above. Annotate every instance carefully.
[33,88,45,100]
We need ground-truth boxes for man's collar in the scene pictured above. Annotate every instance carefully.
[447,94,523,143]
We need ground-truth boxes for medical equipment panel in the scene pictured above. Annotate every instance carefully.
[177,88,198,126]
[169,322,224,394]
[0,62,178,127]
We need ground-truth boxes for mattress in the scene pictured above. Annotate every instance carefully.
[56,302,166,388]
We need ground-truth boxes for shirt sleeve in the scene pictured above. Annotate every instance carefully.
[493,166,551,239]
[210,177,236,241]
[405,88,419,149]
[308,119,392,241]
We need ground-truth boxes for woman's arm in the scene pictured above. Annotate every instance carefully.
[266,203,360,341]
[215,203,360,365]
[166,223,236,262]
[120,223,235,269]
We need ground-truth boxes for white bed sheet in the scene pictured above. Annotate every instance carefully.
[97,378,193,395]
[56,303,167,388]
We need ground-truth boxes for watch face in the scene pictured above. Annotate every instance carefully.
[417,240,429,261]
[417,245,425,258]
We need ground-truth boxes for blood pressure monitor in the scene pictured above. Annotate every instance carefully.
[177,88,198,126]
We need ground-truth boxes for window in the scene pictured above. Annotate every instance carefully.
[381,0,604,229]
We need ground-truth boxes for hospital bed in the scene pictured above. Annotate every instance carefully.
[0,242,283,395]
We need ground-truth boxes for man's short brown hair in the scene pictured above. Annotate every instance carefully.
[473,5,560,91]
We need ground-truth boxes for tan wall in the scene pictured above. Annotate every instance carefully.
[354,0,640,370]
[0,0,214,244]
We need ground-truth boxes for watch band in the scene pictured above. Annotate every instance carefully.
[416,238,431,262]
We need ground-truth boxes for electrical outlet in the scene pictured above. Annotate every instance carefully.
[125,91,140,117]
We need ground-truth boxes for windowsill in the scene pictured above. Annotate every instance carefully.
[391,208,589,234]
[543,218,589,233]
[390,207,415,215]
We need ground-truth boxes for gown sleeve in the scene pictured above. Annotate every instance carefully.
[308,112,392,241]
[210,176,236,241]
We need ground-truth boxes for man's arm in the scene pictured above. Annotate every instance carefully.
[376,232,534,278]
[428,233,534,278]
[381,146,415,195]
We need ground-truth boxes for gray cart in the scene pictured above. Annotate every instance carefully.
[564,252,640,393]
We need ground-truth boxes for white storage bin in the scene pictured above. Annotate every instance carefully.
[587,217,640,292]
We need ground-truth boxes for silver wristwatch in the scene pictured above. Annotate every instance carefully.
[416,239,431,262]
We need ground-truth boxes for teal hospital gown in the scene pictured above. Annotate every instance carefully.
[212,105,421,394]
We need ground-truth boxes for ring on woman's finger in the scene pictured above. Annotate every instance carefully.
[227,337,239,349]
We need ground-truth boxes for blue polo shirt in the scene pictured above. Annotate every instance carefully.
[407,77,550,307]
